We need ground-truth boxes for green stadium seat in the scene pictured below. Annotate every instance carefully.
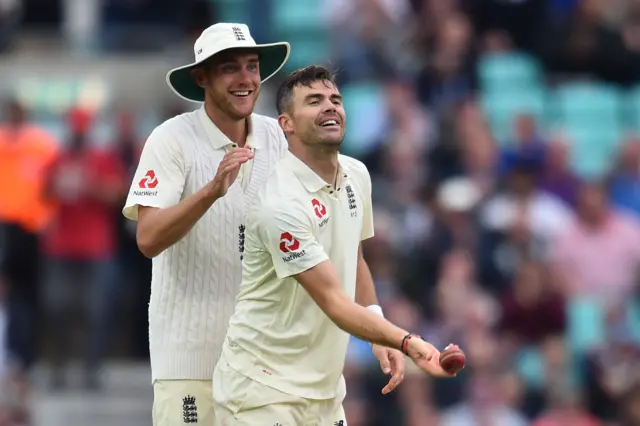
[553,82,622,127]
[551,83,624,178]
[271,0,324,33]
[280,36,331,72]
[566,297,605,356]
[211,0,250,23]
[478,52,543,93]
[515,346,545,388]
[340,82,387,156]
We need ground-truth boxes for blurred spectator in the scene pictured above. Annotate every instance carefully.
[539,135,581,208]
[622,1,640,78]
[0,276,29,426]
[416,11,475,109]
[0,0,21,53]
[456,100,498,196]
[537,0,636,84]
[0,99,58,370]
[362,209,401,304]
[585,301,640,422]
[480,159,573,284]
[552,181,640,300]
[498,260,565,348]
[440,370,528,426]
[327,0,416,82]
[499,114,547,175]
[532,384,602,426]
[400,179,483,306]
[426,250,497,346]
[0,277,8,381]
[609,136,640,217]
[41,107,126,390]
[112,110,151,359]
[619,383,640,426]
[471,0,548,52]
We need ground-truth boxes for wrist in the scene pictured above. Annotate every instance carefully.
[401,333,423,357]
[201,182,222,203]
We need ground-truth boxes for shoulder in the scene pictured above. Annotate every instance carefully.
[248,172,309,223]
[251,113,287,152]
[143,111,200,155]
[339,154,371,184]
[251,113,280,133]
[148,110,200,144]
[250,193,312,230]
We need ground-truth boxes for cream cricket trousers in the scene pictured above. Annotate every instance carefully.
[153,379,215,426]
[212,355,347,425]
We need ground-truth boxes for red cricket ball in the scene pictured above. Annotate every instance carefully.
[439,345,466,374]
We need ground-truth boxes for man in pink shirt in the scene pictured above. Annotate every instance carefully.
[552,181,640,300]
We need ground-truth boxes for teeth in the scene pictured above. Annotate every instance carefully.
[321,120,337,126]
[232,91,250,96]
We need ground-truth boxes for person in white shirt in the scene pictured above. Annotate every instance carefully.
[213,65,460,425]
[122,23,291,426]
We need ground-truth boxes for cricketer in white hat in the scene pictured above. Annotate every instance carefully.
[167,22,290,103]
[123,23,291,426]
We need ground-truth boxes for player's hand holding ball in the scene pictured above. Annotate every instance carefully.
[402,334,465,378]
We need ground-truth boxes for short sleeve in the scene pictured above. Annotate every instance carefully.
[256,202,329,279]
[123,128,186,220]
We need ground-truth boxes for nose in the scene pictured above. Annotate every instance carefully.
[323,99,337,113]
[237,66,254,84]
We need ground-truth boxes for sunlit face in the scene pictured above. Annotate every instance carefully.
[192,50,261,120]
[280,80,346,148]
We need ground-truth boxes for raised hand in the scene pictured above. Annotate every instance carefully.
[207,147,253,198]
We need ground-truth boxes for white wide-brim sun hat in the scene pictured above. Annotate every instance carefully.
[166,23,291,103]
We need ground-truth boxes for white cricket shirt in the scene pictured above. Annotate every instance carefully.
[222,151,375,399]
[123,107,288,382]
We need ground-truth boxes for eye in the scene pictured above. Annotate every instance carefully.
[332,99,342,106]
[222,64,237,73]
[247,64,259,72]
[309,100,319,105]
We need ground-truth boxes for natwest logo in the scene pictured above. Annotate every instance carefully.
[139,170,158,189]
[312,198,327,219]
[279,232,300,253]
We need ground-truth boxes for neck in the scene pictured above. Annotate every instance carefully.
[204,102,248,147]
[291,143,340,186]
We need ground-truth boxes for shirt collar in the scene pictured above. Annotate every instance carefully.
[283,151,350,193]
[197,106,259,150]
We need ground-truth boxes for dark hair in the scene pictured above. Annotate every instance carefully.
[275,65,337,115]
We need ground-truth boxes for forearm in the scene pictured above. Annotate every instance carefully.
[136,187,220,258]
[323,291,407,350]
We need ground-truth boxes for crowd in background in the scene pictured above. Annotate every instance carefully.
[2,0,640,425]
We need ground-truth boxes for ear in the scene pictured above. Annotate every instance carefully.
[278,113,294,134]
[190,68,208,89]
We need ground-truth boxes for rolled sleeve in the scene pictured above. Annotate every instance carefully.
[123,128,186,220]
[257,203,328,279]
